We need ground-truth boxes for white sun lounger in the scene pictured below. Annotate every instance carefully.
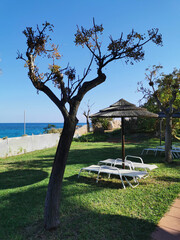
[141,148,158,155]
[155,146,180,158]
[141,146,179,158]
[78,164,147,188]
[98,155,158,171]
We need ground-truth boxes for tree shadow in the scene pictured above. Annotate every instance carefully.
[155,176,180,183]
[65,174,124,189]
[1,141,179,239]
[24,211,157,240]
[0,156,178,240]
[64,173,148,193]
[0,169,48,189]
[0,183,157,240]
[5,144,167,172]
[7,158,54,169]
[0,185,47,240]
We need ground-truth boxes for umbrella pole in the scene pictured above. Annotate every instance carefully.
[121,117,125,169]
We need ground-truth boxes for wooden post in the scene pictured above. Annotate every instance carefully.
[121,117,125,169]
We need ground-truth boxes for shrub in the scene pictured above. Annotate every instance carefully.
[91,117,113,131]
[124,117,158,134]
[73,132,108,142]
[46,128,62,134]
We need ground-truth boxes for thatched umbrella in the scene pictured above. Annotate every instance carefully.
[90,99,158,168]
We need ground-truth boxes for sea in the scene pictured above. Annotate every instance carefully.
[0,123,86,138]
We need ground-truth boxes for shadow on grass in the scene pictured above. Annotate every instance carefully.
[7,158,54,169]
[24,211,157,240]
[0,183,157,240]
[5,144,171,171]
[0,147,179,240]
[0,169,48,189]
[0,185,47,240]
[64,173,148,191]
[65,174,124,189]
[155,176,180,183]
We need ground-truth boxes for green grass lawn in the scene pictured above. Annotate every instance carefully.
[0,138,180,240]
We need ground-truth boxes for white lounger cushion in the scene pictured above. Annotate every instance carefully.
[129,161,157,170]
[98,159,158,171]
[98,156,158,171]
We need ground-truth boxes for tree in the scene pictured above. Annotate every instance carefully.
[83,100,94,132]
[138,65,180,162]
[17,20,162,230]
[43,124,56,133]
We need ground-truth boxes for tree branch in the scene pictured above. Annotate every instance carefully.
[69,55,94,98]
[70,70,106,116]
[41,85,69,118]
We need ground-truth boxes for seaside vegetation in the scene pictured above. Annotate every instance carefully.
[0,131,179,240]
[45,128,62,134]
[43,124,62,134]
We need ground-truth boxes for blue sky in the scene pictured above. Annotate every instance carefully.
[0,0,180,123]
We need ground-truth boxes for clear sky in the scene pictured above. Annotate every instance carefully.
[0,0,180,123]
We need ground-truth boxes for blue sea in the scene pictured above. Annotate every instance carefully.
[0,123,86,138]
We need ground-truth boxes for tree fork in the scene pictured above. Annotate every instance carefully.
[44,116,78,230]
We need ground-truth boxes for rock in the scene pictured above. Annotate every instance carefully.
[109,120,121,129]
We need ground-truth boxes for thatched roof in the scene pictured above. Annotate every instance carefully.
[90,98,158,118]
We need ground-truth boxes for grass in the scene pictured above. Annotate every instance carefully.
[0,135,180,240]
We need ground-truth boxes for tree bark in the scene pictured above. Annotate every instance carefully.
[44,116,78,230]
[165,115,172,163]
[86,116,90,132]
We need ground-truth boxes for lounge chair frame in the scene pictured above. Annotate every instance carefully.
[141,145,180,158]
[78,165,147,189]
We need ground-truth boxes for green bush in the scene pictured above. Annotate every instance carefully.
[43,124,62,134]
[73,132,108,142]
[124,117,158,134]
[46,128,62,134]
[91,117,112,130]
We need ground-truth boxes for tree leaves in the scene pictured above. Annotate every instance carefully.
[138,65,180,115]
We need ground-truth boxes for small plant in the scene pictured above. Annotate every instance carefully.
[43,124,57,133]
[17,147,24,154]
[91,117,113,131]
[73,132,108,142]
[46,128,62,134]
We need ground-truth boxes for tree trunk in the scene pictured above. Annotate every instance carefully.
[44,116,78,230]
[165,115,172,163]
[86,116,90,132]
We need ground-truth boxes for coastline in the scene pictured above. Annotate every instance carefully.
[0,122,86,139]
